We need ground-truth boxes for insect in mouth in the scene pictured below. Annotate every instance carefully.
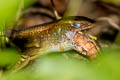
[73,31,99,59]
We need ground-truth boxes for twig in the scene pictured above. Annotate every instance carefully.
[97,17,120,30]
[15,0,24,22]
[50,0,61,19]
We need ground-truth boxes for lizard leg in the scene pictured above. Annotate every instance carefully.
[13,48,45,72]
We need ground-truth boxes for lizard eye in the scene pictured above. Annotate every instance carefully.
[73,22,80,28]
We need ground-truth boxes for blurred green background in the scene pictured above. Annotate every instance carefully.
[0,0,34,30]
[0,0,120,80]
[2,48,120,80]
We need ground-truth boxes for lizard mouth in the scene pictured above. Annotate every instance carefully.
[73,31,99,59]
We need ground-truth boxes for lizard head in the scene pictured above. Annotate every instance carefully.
[61,16,95,31]
[63,16,99,59]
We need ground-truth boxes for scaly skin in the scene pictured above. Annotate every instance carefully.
[10,16,94,49]
[9,16,98,70]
